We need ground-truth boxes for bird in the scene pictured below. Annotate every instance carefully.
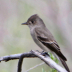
[22,14,70,72]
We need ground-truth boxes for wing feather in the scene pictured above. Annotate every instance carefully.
[35,28,67,61]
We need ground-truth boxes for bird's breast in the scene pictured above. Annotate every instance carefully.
[30,29,50,51]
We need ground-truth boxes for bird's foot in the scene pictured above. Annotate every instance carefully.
[41,51,50,56]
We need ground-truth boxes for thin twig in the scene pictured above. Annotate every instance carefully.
[25,62,45,72]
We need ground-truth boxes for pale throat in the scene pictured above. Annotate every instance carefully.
[28,24,41,31]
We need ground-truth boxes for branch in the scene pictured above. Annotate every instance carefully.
[31,50,67,72]
[0,50,67,72]
[0,52,37,62]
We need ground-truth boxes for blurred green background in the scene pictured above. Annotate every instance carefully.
[0,0,72,72]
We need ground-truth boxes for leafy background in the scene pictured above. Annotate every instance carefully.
[0,0,72,72]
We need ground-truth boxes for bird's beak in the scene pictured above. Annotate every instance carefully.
[21,22,27,25]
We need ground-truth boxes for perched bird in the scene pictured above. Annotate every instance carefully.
[22,14,70,72]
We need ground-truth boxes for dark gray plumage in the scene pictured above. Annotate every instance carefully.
[22,14,70,72]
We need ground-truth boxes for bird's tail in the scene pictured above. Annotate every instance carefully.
[59,57,70,72]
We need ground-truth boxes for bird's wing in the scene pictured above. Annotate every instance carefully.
[35,28,67,61]
[35,28,60,51]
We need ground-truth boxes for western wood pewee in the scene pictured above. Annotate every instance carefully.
[22,14,70,72]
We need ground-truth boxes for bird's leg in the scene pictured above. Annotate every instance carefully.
[41,51,50,56]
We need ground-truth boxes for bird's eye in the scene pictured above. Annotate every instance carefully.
[31,20,34,23]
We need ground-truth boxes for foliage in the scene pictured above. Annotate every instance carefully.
[42,52,59,72]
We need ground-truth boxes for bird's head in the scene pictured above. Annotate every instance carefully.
[22,14,45,29]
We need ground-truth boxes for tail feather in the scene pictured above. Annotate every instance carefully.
[56,51,67,61]
[59,57,70,72]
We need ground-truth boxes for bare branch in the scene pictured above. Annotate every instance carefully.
[0,52,37,62]
[0,50,67,72]
[17,53,24,72]
[31,50,67,72]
